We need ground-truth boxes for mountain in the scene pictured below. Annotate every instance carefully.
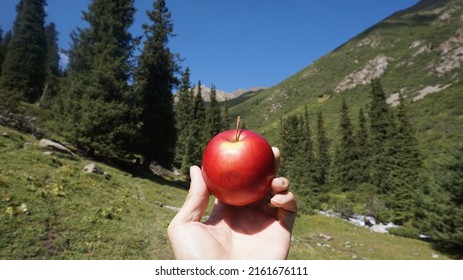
[229,0,463,164]
[197,85,266,102]
[174,85,265,103]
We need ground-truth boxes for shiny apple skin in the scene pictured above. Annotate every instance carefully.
[201,129,276,206]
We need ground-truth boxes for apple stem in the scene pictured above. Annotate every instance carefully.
[234,116,242,142]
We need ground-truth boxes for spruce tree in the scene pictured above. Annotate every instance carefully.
[279,115,304,184]
[0,0,47,103]
[134,0,179,168]
[368,79,392,191]
[39,23,61,107]
[301,107,319,192]
[416,145,463,250]
[204,84,223,140]
[279,110,318,194]
[222,98,231,130]
[386,94,423,223]
[189,82,206,166]
[315,111,330,186]
[174,68,194,174]
[353,107,370,184]
[58,0,138,158]
[333,99,357,191]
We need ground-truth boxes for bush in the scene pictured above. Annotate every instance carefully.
[388,225,421,239]
[327,194,354,219]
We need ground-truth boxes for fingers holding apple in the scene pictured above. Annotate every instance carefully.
[270,178,297,213]
[269,177,297,230]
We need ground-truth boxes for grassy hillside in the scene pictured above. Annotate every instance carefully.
[0,124,184,259]
[0,125,450,259]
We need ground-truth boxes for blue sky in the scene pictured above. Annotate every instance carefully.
[1,0,419,92]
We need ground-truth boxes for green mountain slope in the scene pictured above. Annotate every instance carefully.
[229,0,463,165]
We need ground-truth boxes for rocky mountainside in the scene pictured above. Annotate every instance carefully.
[173,85,265,103]
[193,85,265,102]
[229,0,463,153]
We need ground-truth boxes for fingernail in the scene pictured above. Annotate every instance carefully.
[271,196,283,204]
[276,178,286,187]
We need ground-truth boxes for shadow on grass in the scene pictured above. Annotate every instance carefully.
[94,156,190,192]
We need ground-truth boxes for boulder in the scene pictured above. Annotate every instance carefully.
[319,233,333,241]
[83,163,111,180]
[39,139,75,156]
[370,224,388,234]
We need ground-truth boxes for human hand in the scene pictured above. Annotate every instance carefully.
[167,147,297,259]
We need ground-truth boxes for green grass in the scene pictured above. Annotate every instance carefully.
[0,125,185,259]
[0,125,450,259]
[290,214,448,260]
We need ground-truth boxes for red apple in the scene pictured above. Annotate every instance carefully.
[201,126,276,206]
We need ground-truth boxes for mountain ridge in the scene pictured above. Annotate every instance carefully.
[228,0,463,149]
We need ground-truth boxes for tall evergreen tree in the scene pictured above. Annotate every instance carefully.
[333,99,357,191]
[134,0,179,168]
[385,94,423,223]
[415,144,463,250]
[0,0,47,103]
[189,82,207,166]
[315,111,330,186]
[174,67,194,174]
[300,107,319,192]
[204,84,223,140]
[279,110,318,193]
[39,22,61,107]
[368,79,392,191]
[58,0,138,158]
[222,97,231,130]
[353,107,370,184]
[279,115,304,184]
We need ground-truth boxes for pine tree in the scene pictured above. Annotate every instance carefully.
[353,107,370,184]
[279,109,318,194]
[315,111,330,186]
[174,68,194,174]
[222,97,231,130]
[204,84,223,140]
[189,81,206,166]
[333,99,357,191]
[386,94,423,223]
[58,0,138,158]
[415,144,463,250]
[368,79,392,191]
[300,107,319,192]
[0,0,47,103]
[279,115,303,184]
[134,0,179,168]
[39,23,61,107]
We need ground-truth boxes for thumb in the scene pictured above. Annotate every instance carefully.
[172,166,210,223]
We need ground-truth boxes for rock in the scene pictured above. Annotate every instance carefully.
[319,233,333,241]
[370,224,388,234]
[335,54,391,93]
[39,139,75,156]
[83,163,111,180]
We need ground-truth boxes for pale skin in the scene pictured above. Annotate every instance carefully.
[167,147,297,259]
